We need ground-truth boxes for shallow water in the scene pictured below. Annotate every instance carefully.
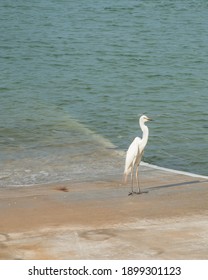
[0,0,207,186]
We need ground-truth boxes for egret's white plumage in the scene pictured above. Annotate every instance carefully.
[124,115,152,195]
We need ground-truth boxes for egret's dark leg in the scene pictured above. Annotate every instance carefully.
[135,165,141,194]
[128,168,134,196]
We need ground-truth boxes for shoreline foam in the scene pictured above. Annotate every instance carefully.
[141,162,208,179]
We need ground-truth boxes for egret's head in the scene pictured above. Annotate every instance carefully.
[140,115,152,123]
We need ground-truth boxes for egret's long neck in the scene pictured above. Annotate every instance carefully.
[140,120,149,151]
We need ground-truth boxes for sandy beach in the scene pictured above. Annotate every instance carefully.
[0,165,208,260]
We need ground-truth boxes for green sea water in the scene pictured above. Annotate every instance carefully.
[0,0,207,186]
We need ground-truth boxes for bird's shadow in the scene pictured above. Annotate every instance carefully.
[127,179,208,196]
[147,179,208,192]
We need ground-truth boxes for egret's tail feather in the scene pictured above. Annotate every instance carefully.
[124,164,132,184]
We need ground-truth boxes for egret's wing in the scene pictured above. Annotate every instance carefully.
[124,137,142,175]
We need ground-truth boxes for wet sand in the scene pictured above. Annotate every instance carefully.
[0,165,208,259]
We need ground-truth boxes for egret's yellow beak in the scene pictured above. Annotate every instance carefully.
[147,117,153,121]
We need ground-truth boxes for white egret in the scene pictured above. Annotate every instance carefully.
[124,115,152,195]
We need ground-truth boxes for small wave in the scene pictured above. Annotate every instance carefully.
[0,117,123,188]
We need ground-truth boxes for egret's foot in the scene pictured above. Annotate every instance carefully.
[128,191,141,196]
[134,191,142,195]
[136,190,149,195]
